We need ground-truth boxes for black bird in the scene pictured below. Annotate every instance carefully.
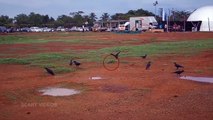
[174,62,184,70]
[173,70,184,77]
[44,67,55,76]
[73,60,81,67]
[110,51,121,59]
[140,54,147,59]
[146,61,151,70]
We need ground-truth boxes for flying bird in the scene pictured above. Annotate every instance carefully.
[44,67,55,76]
[173,70,184,77]
[146,61,151,70]
[140,54,147,59]
[174,62,184,70]
[110,51,121,59]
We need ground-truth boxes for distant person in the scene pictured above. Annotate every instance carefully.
[177,25,181,31]
[82,25,85,32]
[159,23,163,29]
[149,23,153,31]
[173,23,177,31]
[164,24,167,32]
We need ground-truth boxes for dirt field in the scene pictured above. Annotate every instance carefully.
[0,32,213,120]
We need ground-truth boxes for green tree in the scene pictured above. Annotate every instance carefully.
[70,11,85,27]
[88,12,97,26]
[14,14,29,27]
[170,10,191,21]
[28,12,43,26]
[133,9,155,16]
[56,15,73,27]
[41,15,55,27]
[0,15,13,26]
[111,8,155,20]
[42,15,50,24]
[111,13,128,20]
[100,13,110,21]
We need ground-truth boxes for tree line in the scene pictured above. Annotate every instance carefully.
[0,8,190,28]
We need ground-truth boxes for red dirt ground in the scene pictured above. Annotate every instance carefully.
[0,32,213,120]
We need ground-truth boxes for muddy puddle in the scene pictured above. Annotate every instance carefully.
[39,87,80,96]
[180,76,213,83]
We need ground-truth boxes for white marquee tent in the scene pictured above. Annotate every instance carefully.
[187,6,213,31]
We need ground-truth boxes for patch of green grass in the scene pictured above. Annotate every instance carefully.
[106,60,117,64]
[96,39,213,57]
[0,52,79,74]
[27,53,80,74]
[57,32,95,37]
[0,35,51,44]
[30,53,72,60]
[0,39,212,74]
[0,35,110,45]
[0,58,30,64]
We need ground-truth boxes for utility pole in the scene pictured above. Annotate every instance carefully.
[208,17,210,31]
[153,1,158,18]
[183,15,186,32]
[167,9,171,32]
[167,13,169,32]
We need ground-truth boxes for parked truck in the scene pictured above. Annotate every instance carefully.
[129,16,158,31]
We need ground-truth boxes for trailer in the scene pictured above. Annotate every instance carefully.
[129,16,158,31]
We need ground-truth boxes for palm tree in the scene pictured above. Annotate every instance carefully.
[100,13,110,22]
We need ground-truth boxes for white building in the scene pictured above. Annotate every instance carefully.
[187,6,213,31]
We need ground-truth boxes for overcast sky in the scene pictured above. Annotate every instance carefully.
[0,0,213,19]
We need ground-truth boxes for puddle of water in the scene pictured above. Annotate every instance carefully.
[180,76,213,83]
[89,76,103,80]
[39,87,80,96]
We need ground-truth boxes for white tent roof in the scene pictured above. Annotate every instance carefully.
[187,6,213,31]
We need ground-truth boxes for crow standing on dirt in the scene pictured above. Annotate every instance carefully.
[110,51,121,59]
[146,61,151,70]
[140,54,147,59]
[73,60,81,67]
[70,59,81,67]
[173,70,184,77]
[44,67,55,76]
[174,62,184,70]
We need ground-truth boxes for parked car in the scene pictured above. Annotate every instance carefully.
[56,26,67,32]
[30,27,42,32]
[21,27,31,32]
[0,26,7,33]
[84,27,89,31]
[6,28,16,33]
[76,27,83,32]
[69,26,78,31]
[42,27,52,32]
